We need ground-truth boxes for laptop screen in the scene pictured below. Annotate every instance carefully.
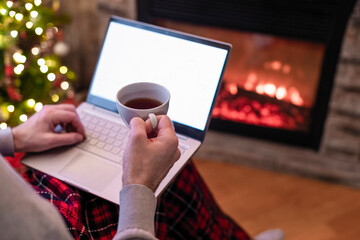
[88,17,231,134]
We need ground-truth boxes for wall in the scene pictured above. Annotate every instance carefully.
[59,0,136,90]
[320,0,360,182]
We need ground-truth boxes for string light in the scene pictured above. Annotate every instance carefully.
[34,0,42,6]
[34,102,43,112]
[15,13,23,21]
[26,22,33,29]
[13,52,26,63]
[6,1,13,8]
[59,66,68,74]
[20,114,28,122]
[35,27,43,35]
[14,64,25,74]
[52,94,59,102]
[31,47,40,55]
[0,123,7,130]
[40,65,48,73]
[47,73,56,81]
[67,71,75,80]
[10,30,18,38]
[45,59,56,67]
[9,10,15,17]
[25,3,33,11]
[61,81,69,90]
[27,99,36,107]
[7,105,15,113]
[0,9,7,15]
[37,58,45,66]
[13,52,22,62]
[30,11,38,18]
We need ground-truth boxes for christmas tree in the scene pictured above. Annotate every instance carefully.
[0,0,75,128]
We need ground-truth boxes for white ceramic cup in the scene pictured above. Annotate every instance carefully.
[116,82,170,128]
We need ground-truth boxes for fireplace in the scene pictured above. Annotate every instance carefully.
[137,0,356,149]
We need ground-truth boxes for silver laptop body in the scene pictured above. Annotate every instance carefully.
[21,16,231,204]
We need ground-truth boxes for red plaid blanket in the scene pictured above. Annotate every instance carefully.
[21,160,250,240]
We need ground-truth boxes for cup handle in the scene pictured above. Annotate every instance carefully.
[148,113,158,130]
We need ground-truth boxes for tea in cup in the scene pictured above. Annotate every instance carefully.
[116,82,170,128]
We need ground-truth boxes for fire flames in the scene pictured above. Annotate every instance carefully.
[242,61,305,107]
[212,58,313,131]
[213,80,310,131]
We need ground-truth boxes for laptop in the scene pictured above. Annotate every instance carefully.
[21,16,231,204]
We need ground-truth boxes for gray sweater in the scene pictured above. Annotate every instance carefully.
[0,128,157,240]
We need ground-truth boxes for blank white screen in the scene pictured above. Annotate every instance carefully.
[90,21,228,131]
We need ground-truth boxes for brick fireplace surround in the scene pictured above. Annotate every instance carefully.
[62,0,360,188]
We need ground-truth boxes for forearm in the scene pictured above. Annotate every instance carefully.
[0,154,73,240]
[0,128,15,157]
[114,184,158,240]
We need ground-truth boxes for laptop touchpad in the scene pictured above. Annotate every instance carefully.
[59,153,120,192]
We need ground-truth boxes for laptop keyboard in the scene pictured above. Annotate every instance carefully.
[77,111,129,164]
[76,111,189,164]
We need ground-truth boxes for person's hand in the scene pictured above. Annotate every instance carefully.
[122,115,181,192]
[12,104,86,153]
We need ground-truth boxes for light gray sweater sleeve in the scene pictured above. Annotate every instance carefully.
[0,154,73,240]
[113,184,158,240]
[0,128,15,157]
[1,127,158,240]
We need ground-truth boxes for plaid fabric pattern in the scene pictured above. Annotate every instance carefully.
[22,160,250,240]
[156,161,251,240]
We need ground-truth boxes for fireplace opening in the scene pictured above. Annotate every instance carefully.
[137,0,356,149]
[151,20,325,132]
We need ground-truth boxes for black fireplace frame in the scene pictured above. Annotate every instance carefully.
[136,0,356,150]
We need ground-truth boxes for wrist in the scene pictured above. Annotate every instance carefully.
[0,127,16,157]
[11,126,25,153]
[122,177,157,192]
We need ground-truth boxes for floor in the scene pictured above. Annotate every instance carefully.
[193,157,360,240]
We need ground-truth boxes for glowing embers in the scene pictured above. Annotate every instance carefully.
[213,83,311,131]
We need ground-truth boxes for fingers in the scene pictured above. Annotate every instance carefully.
[157,115,174,131]
[158,116,181,161]
[144,118,155,136]
[144,115,163,138]
[133,115,165,138]
[138,115,179,145]
[52,111,85,137]
[46,105,86,138]
[156,116,178,143]
[143,115,172,133]
[130,115,179,153]
[49,103,77,111]
[152,116,181,161]
[12,104,85,153]
[174,147,181,162]
[47,132,84,149]
[124,115,182,191]
[130,115,179,154]
[129,117,148,142]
